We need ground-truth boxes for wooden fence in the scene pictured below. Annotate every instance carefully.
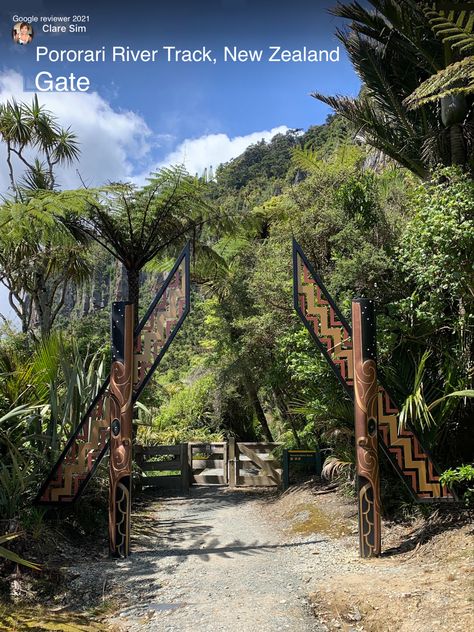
[188,442,228,485]
[135,444,189,490]
[135,440,282,491]
[229,440,282,487]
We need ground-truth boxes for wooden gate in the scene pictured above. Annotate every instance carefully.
[229,440,282,487]
[136,441,281,489]
[135,444,189,491]
[188,442,228,485]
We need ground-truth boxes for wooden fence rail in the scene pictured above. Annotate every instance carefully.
[188,442,228,485]
[135,440,282,491]
[229,439,282,487]
[135,443,189,491]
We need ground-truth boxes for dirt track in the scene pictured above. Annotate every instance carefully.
[106,487,330,631]
[57,484,472,632]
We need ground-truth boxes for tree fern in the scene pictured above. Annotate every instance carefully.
[423,4,474,54]
[291,147,322,172]
[404,4,474,108]
[316,1,474,175]
[405,56,474,107]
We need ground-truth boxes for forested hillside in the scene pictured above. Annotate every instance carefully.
[1,113,472,511]
[146,120,473,482]
[1,2,473,593]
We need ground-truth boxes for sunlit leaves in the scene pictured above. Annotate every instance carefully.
[398,167,474,325]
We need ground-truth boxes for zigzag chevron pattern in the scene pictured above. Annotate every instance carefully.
[299,263,354,388]
[38,388,109,503]
[293,241,453,502]
[134,259,187,395]
[36,246,190,504]
[377,389,444,499]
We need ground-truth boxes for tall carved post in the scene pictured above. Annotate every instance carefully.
[36,244,192,512]
[352,298,381,558]
[108,301,134,557]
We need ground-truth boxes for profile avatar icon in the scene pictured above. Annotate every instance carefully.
[13,22,33,45]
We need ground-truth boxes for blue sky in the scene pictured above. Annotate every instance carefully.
[0,0,362,321]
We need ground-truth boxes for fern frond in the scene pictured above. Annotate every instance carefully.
[424,5,474,54]
[312,92,430,177]
[291,147,322,172]
[404,56,474,107]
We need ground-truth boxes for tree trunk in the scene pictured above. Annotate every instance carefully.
[272,386,301,447]
[243,371,274,442]
[34,269,52,338]
[441,95,467,167]
[449,124,466,167]
[126,267,140,328]
[114,261,125,300]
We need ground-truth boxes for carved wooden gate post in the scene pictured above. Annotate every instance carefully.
[35,244,191,556]
[292,240,453,503]
[108,302,134,557]
[352,298,381,557]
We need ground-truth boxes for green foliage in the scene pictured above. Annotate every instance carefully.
[0,445,32,519]
[398,167,474,325]
[0,533,42,571]
[149,373,223,443]
[53,165,236,319]
[0,335,106,525]
[404,56,474,107]
[440,464,474,506]
[0,333,106,457]
[423,4,474,55]
[404,5,474,107]
[291,144,364,175]
[0,191,92,336]
[1,84,473,525]
[335,171,380,229]
[440,463,474,485]
[215,131,301,191]
[299,115,354,156]
[316,1,474,175]
[398,351,437,430]
[0,95,79,194]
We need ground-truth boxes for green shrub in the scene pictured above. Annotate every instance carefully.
[440,464,474,507]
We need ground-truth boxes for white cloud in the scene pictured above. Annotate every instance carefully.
[156,126,289,177]
[0,70,152,191]
[0,70,290,187]
[0,71,290,320]
[0,70,154,321]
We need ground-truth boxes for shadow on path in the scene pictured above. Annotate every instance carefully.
[135,537,325,561]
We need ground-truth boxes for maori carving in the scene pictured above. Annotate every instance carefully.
[36,244,191,506]
[293,243,353,396]
[36,384,109,504]
[352,299,381,557]
[108,302,134,557]
[133,247,189,398]
[293,240,453,502]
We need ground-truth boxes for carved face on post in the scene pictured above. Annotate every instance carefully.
[35,243,192,561]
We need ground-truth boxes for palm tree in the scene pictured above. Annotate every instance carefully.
[0,95,88,337]
[313,1,474,176]
[0,96,79,196]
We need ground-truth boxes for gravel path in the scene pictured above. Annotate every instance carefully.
[107,487,332,632]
